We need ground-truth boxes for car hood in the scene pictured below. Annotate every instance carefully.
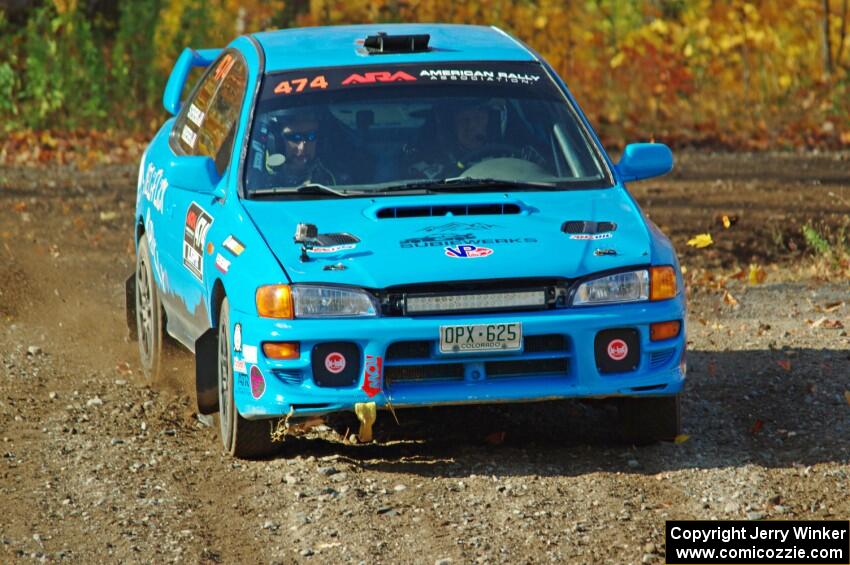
[240,188,651,289]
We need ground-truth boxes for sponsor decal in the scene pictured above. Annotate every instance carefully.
[342,71,416,85]
[187,103,205,127]
[444,244,494,258]
[237,372,249,389]
[569,233,613,241]
[419,69,540,84]
[233,358,246,374]
[250,365,266,400]
[214,253,230,274]
[140,163,169,214]
[607,339,628,361]
[308,244,356,254]
[180,125,197,148]
[182,203,213,281]
[362,355,383,398]
[242,344,258,365]
[324,352,346,374]
[401,223,535,249]
[222,235,245,256]
[144,209,169,292]
[233,323,242,352]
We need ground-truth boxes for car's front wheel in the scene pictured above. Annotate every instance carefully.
[616,395,681,445]
[217,298,277,459]
[135,236,163,380]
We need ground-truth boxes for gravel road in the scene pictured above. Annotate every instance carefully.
[1,153,849,563]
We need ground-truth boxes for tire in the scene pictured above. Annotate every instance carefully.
[616,395,681,445]
[217,298,277,459]
[135,236,163,380]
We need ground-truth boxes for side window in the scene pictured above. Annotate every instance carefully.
[172,52,248,174]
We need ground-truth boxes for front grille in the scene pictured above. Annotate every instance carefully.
[486,358,568,378]
[385,364,465,383]
[384,334,571,385]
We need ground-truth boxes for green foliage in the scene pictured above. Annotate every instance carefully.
[802,223,833,256]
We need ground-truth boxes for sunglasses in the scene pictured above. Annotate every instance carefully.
[283,130,318,143]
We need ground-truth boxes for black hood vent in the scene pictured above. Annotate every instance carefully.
[561,220,617,234]
[377,203,521,219]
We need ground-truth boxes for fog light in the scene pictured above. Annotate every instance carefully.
[650,320,681,341]
[262,341,300,359]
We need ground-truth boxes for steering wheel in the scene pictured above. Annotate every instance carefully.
[458,143,519,168]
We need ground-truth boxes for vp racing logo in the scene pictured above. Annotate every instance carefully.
[183,202,213,281]
[444,244,493,258]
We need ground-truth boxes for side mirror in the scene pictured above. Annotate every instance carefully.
[615,143,674,183]
[162,47,222,116]
[168,156,222,193]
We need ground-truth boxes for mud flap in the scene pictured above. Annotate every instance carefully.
[125,274,137,340]
[195,328,219,415]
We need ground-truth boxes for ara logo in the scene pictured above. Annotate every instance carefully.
[342,71,416,85]
[444,244,494,258]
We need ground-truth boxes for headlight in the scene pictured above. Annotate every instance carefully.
[573,270,649,305]
[291,285,378,318]
[256,285,379,318]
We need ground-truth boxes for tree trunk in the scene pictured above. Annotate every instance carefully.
[823,0,834,75]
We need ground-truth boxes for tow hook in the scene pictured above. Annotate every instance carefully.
[354,402,377,442]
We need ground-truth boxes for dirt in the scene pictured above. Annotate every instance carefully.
[1,153,849,564]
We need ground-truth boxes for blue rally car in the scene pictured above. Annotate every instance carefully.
[127,24,685,458]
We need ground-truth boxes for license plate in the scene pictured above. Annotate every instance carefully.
[439,322,522,354]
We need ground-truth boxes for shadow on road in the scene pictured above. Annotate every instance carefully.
[266,347,850,477]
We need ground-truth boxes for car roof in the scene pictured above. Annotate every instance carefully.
[252,24,537,73]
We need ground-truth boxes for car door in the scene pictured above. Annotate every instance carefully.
[160,50,248,348]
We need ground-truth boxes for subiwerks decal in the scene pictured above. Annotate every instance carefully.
[444,244,493,258]
[249,365,266,400]
[222,235,245,256]
[362,355,383,397]
[182,202,213,281]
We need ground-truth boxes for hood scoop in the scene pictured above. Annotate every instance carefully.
[561,220,617,234]
[376,202,521,219]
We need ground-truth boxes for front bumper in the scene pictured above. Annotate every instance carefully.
[230,296,686,419]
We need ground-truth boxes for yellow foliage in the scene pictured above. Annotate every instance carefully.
[687,233,714,248]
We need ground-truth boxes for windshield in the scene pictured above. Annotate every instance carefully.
[243,61,612,196]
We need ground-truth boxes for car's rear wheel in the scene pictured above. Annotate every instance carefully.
[217,298,277,459]
[135,236,163,380]
[616,395,681,445]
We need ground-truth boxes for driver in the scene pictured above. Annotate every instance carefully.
[408,100,516,179]
[267,110,338,186]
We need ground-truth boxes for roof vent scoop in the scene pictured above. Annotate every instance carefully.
[364,32,430,54]
[561,221,617,234]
